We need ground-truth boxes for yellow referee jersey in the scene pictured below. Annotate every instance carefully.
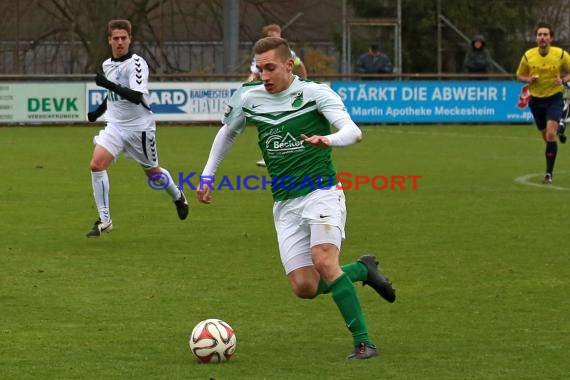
[516,46,570,98]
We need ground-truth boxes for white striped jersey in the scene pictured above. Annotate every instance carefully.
[102,52,154,130]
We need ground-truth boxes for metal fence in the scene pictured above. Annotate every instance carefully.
[0,40,340,76]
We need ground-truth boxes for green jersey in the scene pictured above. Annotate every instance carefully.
[223,77,350,201]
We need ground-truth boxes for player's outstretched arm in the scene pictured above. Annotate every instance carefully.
[302,117,362,148]
[196,125,238,204]
[95,71,144,105]
[303,117,362,148]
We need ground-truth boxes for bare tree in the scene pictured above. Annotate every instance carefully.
[531,0,570,43]
[0,0,343,75]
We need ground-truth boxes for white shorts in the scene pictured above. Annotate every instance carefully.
[93,123,159,169]
[273,187,347,274]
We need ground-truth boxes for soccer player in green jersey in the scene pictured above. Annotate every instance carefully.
[196,37,396,359]
[516,21,570,184]
[248,23,307,167]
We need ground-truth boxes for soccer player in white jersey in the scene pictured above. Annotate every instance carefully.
[247,24,307,167]
[85,19,188,238]
[196,37,396,359]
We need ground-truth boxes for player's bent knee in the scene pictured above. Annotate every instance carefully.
[291,282,318,299]
[90,160,107,172]
[288,273,318,299]
[287,266,320,298]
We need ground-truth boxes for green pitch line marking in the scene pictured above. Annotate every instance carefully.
[514,172,570,191]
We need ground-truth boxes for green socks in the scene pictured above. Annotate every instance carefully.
[329,272,372,346]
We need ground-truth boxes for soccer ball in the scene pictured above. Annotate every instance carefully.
[189,319,237,363]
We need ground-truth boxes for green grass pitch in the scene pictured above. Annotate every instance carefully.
[0,124,568,379]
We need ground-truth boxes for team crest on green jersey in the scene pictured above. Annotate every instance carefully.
[291,91,303,108]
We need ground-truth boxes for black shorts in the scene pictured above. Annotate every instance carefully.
[528,92,564,130]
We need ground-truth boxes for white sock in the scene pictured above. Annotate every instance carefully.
[91,170,111,223]
[159,168,182,201]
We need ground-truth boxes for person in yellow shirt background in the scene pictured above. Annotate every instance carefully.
[516,21,570,183]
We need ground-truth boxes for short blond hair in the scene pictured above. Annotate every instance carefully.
[253,37,292,62]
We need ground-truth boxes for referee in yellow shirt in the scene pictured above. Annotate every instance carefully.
[516,21,570,183]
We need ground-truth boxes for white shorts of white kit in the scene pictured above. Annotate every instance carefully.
[273,187,347,274]
[93,122,159,169]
